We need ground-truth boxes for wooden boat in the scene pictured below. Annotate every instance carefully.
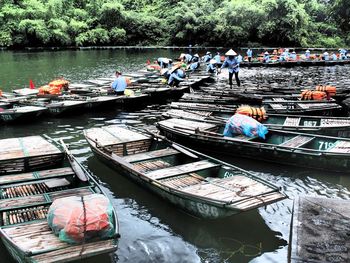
[157,118,350,172]
[0,136,64,175]
[0,142,120,263]
[162,109,350,137]
[0,106,47,123]
[84,125,286,219]
[263,99,342,115]
[240,59,350,68]
[0,102,11,109]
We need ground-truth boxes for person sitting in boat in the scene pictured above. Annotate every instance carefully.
[168,66,186,87]
[202,52,212,63]
[331,52,337,61]
[179,53,192,63]
[157,58,172,68]
[237,54,243,63]
[323,51,329,61]
[279,49,289,61]
[263,51,270,63]
[190,54,200,63]
[160,68,170,79]
[289,51,297,61]
[246,48,253,62]
[305,49,311,60]
[213,52,222,65]
[111,70,128,95]
[206,59,217,73]
[219,49,241,88]
[339,49,347,60]
[188,61,200,72]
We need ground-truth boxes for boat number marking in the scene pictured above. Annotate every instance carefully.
[2,115,13,121]
[50,108,60,113]
[303,121,317,126]
[224,171,234,178]
[318,141,334,150]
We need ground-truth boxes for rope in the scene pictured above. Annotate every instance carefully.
[79,196,87,258]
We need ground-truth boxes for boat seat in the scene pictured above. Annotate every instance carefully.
[272,98,286,102]
[122,148,180,163]
[145,160,220,180]
[326,140,350,153]
[269,103,286,110]
[0,167,74,186]
[2,221,116,260]
[283,117,301,127]
[279,135,315,148]
[0,187,94,211]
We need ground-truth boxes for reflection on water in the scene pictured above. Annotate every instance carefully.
[0,50,350,263]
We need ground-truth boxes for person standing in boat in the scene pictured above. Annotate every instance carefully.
[111,70,128,95]
[188,61,200,73]
[246,48,253,62]
[219,49,241,88]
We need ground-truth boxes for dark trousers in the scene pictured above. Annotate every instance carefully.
[229,72,240,87]
[248,57,252,62]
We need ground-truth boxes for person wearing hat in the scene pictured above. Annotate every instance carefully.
[323,51,329,61]
[190,54,200,63]
[279,49,289,61]
[157,57,172,68]
[219,49,241,88]
[305,49,311,60]
[179,53,192,63]
[111,70,128,95]
[290,51,297,61]
[168,66,186,87]
[339,48,347,60]
[263,51,270,63]
[206,59,217,73]
[246,48,253,62]
[331,52,337,61]
[202,52,212,63]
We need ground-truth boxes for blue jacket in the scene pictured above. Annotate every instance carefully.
[202,54,212,63]
[111,77,127,92]
[213,54,221,64]
[189,62,200,72]
[168,69,185,85]
[184,54,192,63]
[221,57,239,73]
[247,49,253,57]
[207,63,216,73]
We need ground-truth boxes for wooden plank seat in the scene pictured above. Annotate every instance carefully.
[179,176,284,209]
[326,140,350,153]
[269,104,286,110]
[231,134,257,141]
[272,98,286,102]
[0,187,94,211]
[145,160,220,180]
[0,167,74,186]
[320,119,350,127]
[283,117,301,127]
[279,135,315,148]
[2,221,116,260]
[122,148,180,163]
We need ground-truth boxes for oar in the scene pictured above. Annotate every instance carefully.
[60,139,88,182]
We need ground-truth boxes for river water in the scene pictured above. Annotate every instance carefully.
[0,49,350,263]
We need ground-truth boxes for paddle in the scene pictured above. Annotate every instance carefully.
[60,139,88,182]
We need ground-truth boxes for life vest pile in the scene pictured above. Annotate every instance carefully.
[236,105,267,122]
[38,78,69,95]
[146,64,161,71]
[315,85,336,96]
[300,90,327,100]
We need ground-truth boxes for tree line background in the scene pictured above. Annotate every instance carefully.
[0,0,349,48]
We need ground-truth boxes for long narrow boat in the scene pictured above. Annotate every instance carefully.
[240,59,350,67]
[0,142,120,263]
[162,109,350,136]
[84,125,286,219]
[0,136,64,175]
[157,118,350,172]
[0,106,47,123]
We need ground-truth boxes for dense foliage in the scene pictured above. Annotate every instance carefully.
[0,0,349,47]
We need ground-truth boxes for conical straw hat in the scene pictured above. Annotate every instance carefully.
[225,49,237,56]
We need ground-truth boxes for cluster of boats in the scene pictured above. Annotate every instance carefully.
[1,57,350,262]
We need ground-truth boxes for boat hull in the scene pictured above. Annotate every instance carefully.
[89,144,240,219]
[157,125,350,172]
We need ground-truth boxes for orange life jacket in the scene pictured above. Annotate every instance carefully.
[236,106,267,122]
[301,90,327,100]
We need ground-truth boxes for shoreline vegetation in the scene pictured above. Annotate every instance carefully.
[0,0,349,49]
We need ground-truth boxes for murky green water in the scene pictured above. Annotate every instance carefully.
[0,49,349,263]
